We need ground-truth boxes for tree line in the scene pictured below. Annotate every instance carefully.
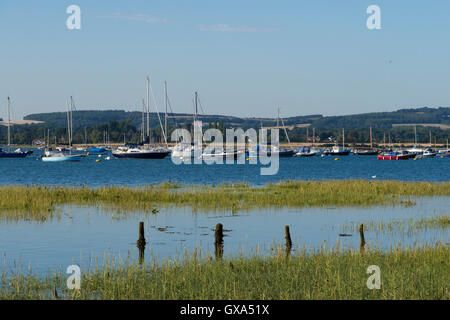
[1,120,448,146]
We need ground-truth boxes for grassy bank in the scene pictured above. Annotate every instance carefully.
[1,244,448,300]
[1,180,450,221]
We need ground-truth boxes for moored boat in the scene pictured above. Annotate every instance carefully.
[422,148,437,158]
[0,97,32,158]
[0,147,32,158]
[295,146,317,157]
[41,149,82,162]
[199,149,244,161]
[249,145,295,158]
[377,150,411,160]
[112,146,170,159]
[323,145,350,156]
[353,148,378,155]
[89,147,107,153]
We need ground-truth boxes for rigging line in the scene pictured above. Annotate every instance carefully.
[166,92,178,129]
[279,108,292,149]
[197,94,205,115]
[149,82,168,147]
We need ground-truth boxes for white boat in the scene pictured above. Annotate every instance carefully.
[199,149,244,161]
[407,127,423,155]
[422,148,437,158]
[407,146,423,155]
[295,146,317,157]
[41,149,82,162]
[171,143,197,159]
[323,145,350,156]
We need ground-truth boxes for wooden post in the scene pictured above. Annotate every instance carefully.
[359,224,366,253]
[285,225,292,256]
[214,223,224,260]
[137,221,146,264]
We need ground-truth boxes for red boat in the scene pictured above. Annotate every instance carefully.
[377,151,413,160]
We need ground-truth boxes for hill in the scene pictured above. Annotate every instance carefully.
[4,106,447,146]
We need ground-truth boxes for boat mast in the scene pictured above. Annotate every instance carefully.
[342,128,345,149]
[194,91,201,138]
[414,126,417,146]
[142,99,145,144]
[195,91,198,121]
[70,96,74,147]
[312,127,315,147]
[146,76,150,146]
[66,100,71,148]
[429,130,432,148]
[370,126,373,148]
[164,81,168,146]
[7,97,11,152]
[276,108,280,128]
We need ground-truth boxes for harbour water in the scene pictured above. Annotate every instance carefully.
[0,149,449,186]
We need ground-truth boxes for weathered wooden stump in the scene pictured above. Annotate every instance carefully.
[359,224,366,253]
[285,225,292,257]
[137,221,146,264]
[214,223,224,260]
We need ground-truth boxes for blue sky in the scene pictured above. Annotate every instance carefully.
[1,0,449,120]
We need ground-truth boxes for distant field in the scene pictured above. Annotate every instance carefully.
[392,123,450,130]
[0,120,44,126]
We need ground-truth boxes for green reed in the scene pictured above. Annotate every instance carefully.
[1,244,448,300]
[0,180,449,221]
[341,214,450,236]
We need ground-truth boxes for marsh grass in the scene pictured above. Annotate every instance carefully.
[1,244,448,300]
[1,180,449,221]
[341,214,450,236]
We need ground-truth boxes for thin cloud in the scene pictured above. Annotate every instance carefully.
[198,24,278,32]
[99,13,168,24]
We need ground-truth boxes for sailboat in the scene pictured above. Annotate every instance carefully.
[354,127,378,155]
[42,97,82,162]
[251,108,295,158]
[295,127,318,157]
[0,97,32,158]
[422,131,437,157]
[407,126,423,155]
[323,129,350,155]
[172,91,204,160]
[113,76,170,159]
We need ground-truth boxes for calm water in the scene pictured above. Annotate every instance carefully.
[0,149,449,186]
[0,197,448,275]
